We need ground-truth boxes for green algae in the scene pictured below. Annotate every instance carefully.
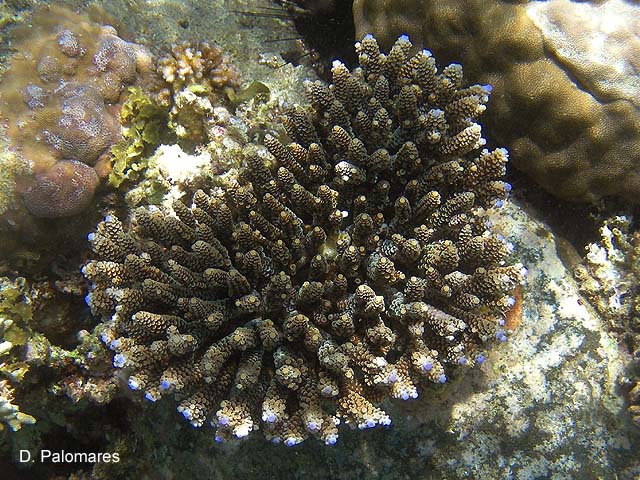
[108,87,169,189]
[228,81,271,107]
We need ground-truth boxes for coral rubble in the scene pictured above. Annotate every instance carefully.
[0,277,35,432]
[83,35,523,445]
[352,0,640,203]
[0,5,153,217]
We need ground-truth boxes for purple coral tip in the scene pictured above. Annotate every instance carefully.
[285,438,297,447]
[307,421,317,431]
[113,353,125,368]
[363,34,374,40]
[326,435,338,445]
[160,379,171,391]
[438,374,447,384]
[127,378,140,390]
[266,413,277,423]
[496,331,508,342]
[388,371,398,383]
[380,417,392,426]
[214,435,223,443]
[84,293,91,306]
[459,356,468,366]
[272,437,281,444]
[219,415,229,426]
[366,418,376,428]
[144,392,157,402]
[483,84,493,93]
[401,391,409,401]
[422,361,433,371]
[495,199,504,208]
[87,232,95,242]
[399,34,410,41]
[505,182,512,192]
[476,354,486,364]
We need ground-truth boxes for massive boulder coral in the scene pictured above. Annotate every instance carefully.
[83,35,523,445]
[353,0,640,203]
[0,5,153,217]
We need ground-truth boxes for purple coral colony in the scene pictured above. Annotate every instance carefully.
[0,6,153,217]
[2,6,523,447]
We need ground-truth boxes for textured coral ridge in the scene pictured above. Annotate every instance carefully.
[0,5,153,217]
[83,35,523,446]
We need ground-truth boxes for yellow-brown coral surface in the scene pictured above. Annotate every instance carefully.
[353,0,640,203]
[0,5,153,217]
[84,36,523,446]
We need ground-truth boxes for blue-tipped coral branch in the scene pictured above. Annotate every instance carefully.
[83,35,524,446]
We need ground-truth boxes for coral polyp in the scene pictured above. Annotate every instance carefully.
[83,35,523,445]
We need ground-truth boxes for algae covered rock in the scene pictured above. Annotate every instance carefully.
[353,0,640,203]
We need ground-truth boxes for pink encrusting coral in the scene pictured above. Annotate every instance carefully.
[0,5,154,217]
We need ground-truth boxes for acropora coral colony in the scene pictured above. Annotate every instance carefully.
[83,34,524,446]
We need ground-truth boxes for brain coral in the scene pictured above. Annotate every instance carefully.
[0,5,153,217]
[353,0,640,203]
[83,35,524,446]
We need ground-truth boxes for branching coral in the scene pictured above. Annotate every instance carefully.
[84,35,523,445]
[157,41,241,144]
[0,5,153,217]
[574,215,640,426]
[0,379,35,432]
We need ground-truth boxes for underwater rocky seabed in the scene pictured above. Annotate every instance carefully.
[0,0,639,479]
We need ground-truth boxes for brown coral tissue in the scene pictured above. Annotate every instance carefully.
[83,35,525,446]
[0,5,153,218]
